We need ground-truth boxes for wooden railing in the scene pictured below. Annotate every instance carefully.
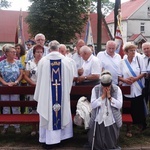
[0,85,132,125]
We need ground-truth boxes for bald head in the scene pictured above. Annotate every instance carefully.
[80,45,92,61]
[142,42,150,57]
[59,44,67,56]
[76,39,85,55]
[106,40,117,56]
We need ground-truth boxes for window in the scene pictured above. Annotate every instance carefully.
[148,7,150,16]
[140,23,145,33]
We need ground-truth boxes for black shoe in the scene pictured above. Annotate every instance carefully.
[83,142,91,149]
[42,143,53,149]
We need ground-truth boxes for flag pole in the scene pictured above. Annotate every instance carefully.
[84,4,95,55]
[114,5,124,58]
[15,9,25,49]
[114,0,121,38]
[97,0,102,53]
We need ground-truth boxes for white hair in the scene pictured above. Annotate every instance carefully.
[48,40,60,51]
[34,33,45,40]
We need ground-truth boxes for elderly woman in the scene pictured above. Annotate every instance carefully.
[88,70,122,150]
[24,44,44,136]
[24,44,44,86]
[119,42,147,137]
[0,44,23,134]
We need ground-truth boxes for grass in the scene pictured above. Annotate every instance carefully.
[0,118,150,149]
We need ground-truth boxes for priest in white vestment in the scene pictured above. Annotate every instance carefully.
[34,40,74,148]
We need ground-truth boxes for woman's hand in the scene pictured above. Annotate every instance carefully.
[124,78,133,85]
[105,86,111,98]
[128,76,138,83]
[101,86,107,100]
[5,82,15,86]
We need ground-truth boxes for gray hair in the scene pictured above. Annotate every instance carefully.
[34,33,45,41]
[142,42,150,49]
[106,40,117,48]
[4,44,15,53]
[80,45,92,54]
[123,42,137,52]
[48,40,60,51]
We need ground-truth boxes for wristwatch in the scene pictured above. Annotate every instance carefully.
[84,76,87,80]
[108,97,112,100]
[15,80,19,85]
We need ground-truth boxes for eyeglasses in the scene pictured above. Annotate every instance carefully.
[35,51,43,54]
[15,48,20,50]
[36,39,45,42]
[128,49,136,52]
[9,51,16,54]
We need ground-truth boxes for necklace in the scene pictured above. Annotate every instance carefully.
[105,98,109,116]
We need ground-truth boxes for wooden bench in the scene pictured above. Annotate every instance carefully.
[71,85,132,125]
[0,85,132,125]
[0,86,39,124]
[120,86,133,125]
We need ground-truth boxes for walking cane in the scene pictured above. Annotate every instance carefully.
[91,107,99,150]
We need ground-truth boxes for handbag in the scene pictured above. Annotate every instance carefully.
[73,114,84,127]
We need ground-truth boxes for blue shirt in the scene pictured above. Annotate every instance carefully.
[0,59,23,82]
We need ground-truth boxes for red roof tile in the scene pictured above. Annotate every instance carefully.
[128,33,147,41]
[0,10,112,44]
[0,10,30,43]
[106,0,147,23]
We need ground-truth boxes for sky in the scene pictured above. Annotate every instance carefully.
[3,0,129,11]
[3,0,32,11]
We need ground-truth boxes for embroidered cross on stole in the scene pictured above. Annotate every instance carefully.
[50,59,62,130]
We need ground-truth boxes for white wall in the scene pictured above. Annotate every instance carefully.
[127,19,150,41]
[130,1,150,20]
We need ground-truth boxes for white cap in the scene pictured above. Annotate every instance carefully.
[100,70,112,86]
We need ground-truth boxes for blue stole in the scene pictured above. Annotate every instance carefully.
[125,59,143,89]
[50,59,62,130]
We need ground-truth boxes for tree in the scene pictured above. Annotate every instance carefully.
[0,0,11,9]
[26,0,90,43]
[91,0,114,15]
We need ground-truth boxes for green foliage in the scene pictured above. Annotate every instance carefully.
[91,0,114,15]
[0,0,11,8]
[26,0,89,43]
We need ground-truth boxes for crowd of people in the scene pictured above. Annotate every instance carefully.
[0,33,150,149]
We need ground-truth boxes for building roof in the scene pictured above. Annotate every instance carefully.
[106,0,147,23]
[0,10,112,44]
[78,13,113,44]
[128,33,147,42]
[0,10,30,43]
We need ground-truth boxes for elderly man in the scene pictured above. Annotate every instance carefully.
[25,33,49,62]
[59,44,78,82]
[97,40,122,85]
[77,45,101,85]
[34,40,74,149]
[59,44,67,56]
[142,42,150,104]
[72,39,85,74]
